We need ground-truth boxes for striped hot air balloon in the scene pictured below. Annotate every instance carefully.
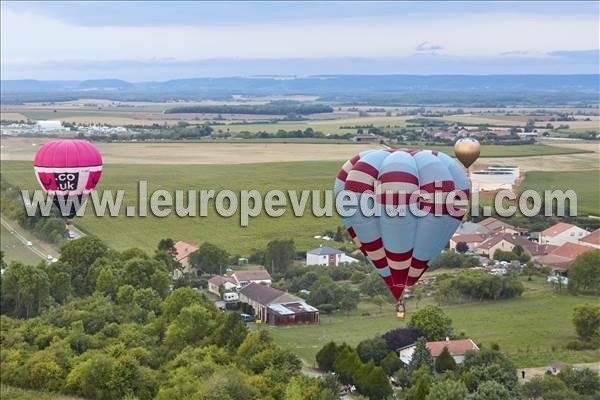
[33,140,103,218]
[335,148,469,304]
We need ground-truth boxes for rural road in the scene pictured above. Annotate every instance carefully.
[1,216,58,261]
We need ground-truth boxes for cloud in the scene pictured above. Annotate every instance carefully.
[415,42,444,53]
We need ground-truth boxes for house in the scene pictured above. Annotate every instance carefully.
[231,269,272,287]
[538,223,589,246]
[454,221,491,236]
[306,246,359,266]
[207,275,237,297]
[398,338,479,365]
[173,241,199,278]
[476,234,548,257]
[238,283,319,325]
[449,234,487,252]
[580,229,600,249]
[36,120,63,131]
[536,242,596,270]
[478,217,522,235]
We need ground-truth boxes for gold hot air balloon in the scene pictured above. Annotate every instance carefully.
[454,138,480,169]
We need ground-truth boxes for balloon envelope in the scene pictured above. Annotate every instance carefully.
[33,140,103,218]
[454,138,480,168]
[336,148,469,300]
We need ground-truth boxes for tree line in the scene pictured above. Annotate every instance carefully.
[165,101,334,116]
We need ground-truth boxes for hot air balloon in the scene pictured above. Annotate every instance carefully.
[335,149,469,319]
[33,140,103,219]
[454,138,480,169]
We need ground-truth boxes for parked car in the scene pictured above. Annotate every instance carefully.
[240,313,255,323]
[25,241,32,246]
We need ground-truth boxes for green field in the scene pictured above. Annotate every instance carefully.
[522,170,600,216]
[1,160,345,254]
[2,153,598,254]
[268,277,600,368]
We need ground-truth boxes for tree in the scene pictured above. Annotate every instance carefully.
[356,337,389,364]
[96,268,119,299]
[405,365,432,400]
[408,306,453,341]
[164,304,216,352]
[380,352,402,376]
[265,239,295,274]
[2,262,50,318]
[521,376,581,400]
[558,366,600,396]
[456,242,469,254]
[426,379,467,400]
[466,380,511,400]
[59,236,109,295]
[408,337,433,373]
[568,251,600,295]
[434,346,456,373]
[316,342,337,371]
[188,242,229,275]
[572,305,600,339]
[463,349,518,394]
[382,327,424,352]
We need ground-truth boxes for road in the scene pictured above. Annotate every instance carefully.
[519,362,600,382]
[1,216,58,261]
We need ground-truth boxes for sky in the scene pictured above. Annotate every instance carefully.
[1,1,599,80]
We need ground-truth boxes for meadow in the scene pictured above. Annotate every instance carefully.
[2,149,599,254]
[522,170,600,216]
[268,277,600,368]
[0,224,43,265]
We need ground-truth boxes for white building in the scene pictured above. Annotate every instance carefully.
[306,246,358,267]
[231,269,272,287]
[470,166,519,192]
[36,120,63,131]
[398,339,479,365]
[538,223,589,246]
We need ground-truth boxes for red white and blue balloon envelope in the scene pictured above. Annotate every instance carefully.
[33,140,103,217]
[335,149,469,300]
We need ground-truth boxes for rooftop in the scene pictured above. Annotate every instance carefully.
[232,269,272,282]
[307,246,343,255]
[451,234,486,243]
[174,241,199,262]
[581,229,600,246]
[426,339,479,357]
[550,242,595,260]
[208,275,236,286]
[541,222,577,237]
[239,282,301,306]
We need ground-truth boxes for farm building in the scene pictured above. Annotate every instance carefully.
[398,338,479,365]
[173,241,199,278]
[352,134,385,143]
[238,283,319,325]
[231,269,272,287]
[36,120,63,131]
[580,229,600,249]
[306,246,358,266]
[470,166,519,192]
[207,275,237,297]
[538,223,589,246]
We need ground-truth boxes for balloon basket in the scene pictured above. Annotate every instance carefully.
[395,302,406,321]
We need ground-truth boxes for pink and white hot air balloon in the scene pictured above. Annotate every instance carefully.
[33,140,103,218]
[335,148,469,317]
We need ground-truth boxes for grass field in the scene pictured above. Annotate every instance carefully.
[2,155,599,254]
[522,170,600,216]
[1,386,82,400]
[1,137,589,165]
[268,277,600,368]
[1,160,345,254]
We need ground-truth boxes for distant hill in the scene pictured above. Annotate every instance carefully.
[1,75,598,105]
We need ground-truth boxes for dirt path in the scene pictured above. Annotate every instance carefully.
[518,362,600,382]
